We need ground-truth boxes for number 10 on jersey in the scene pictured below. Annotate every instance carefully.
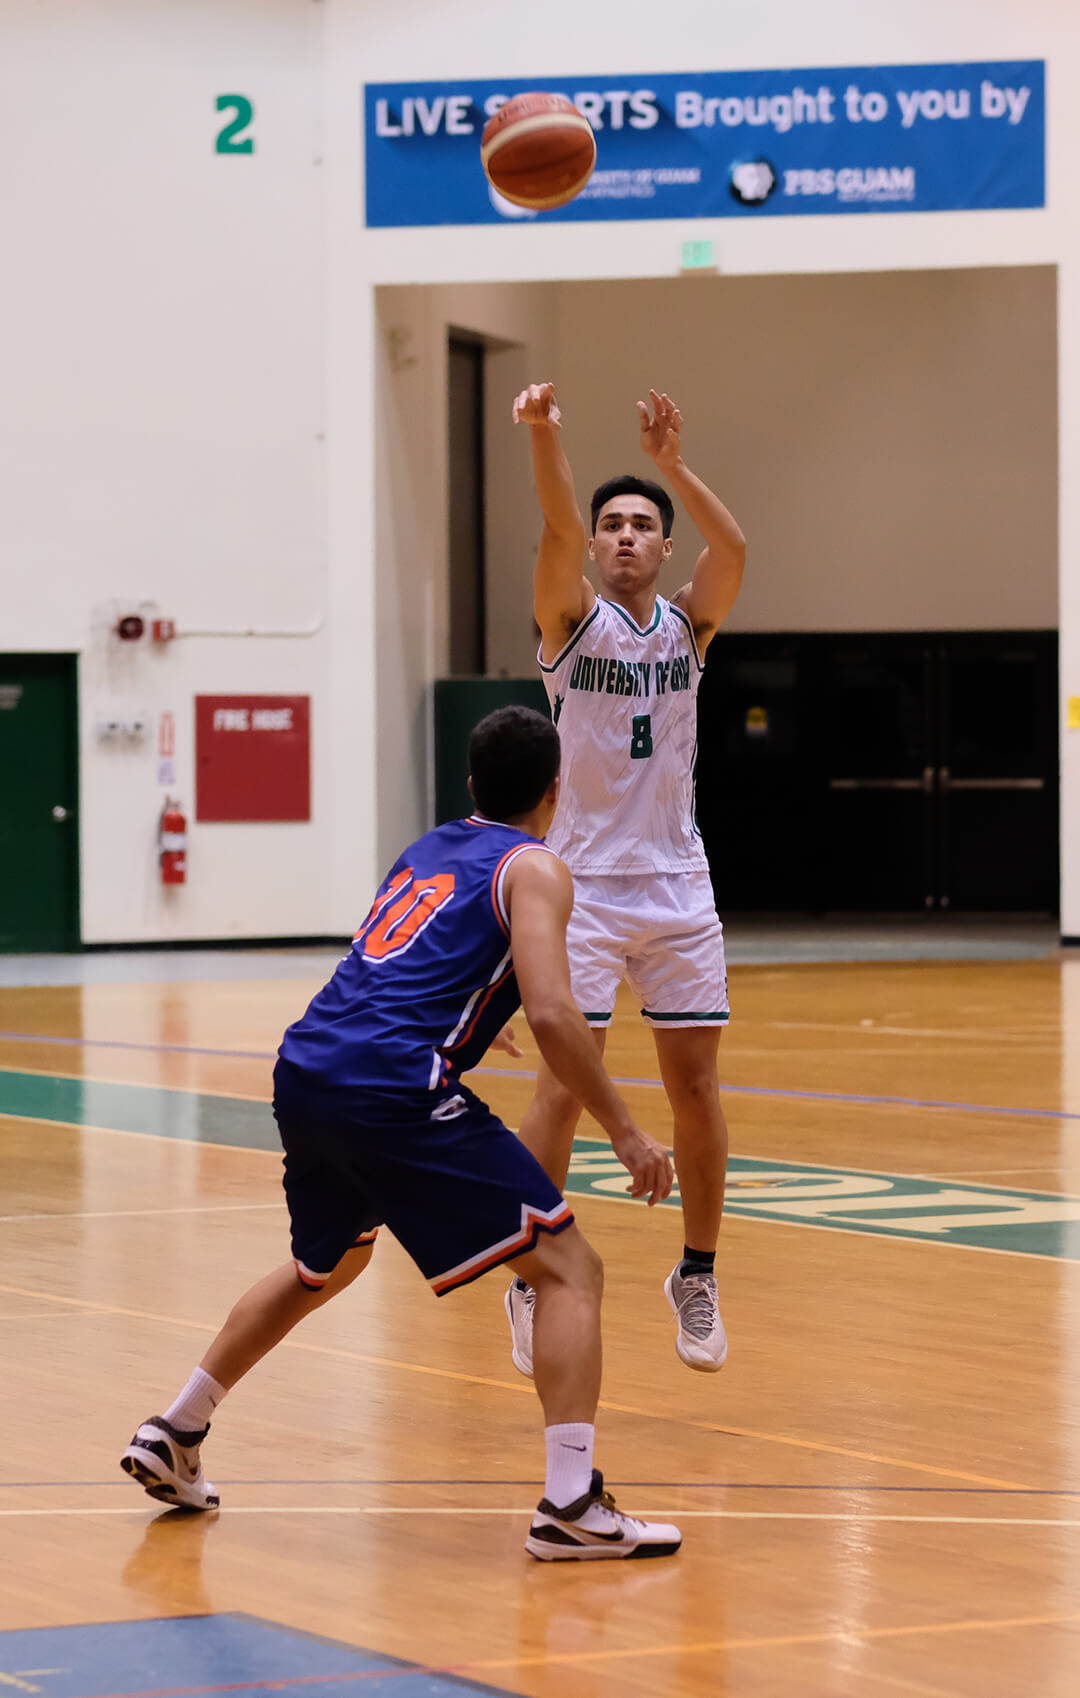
[630,714,653,760]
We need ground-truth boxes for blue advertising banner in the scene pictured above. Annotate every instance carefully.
[364,61,1044,227]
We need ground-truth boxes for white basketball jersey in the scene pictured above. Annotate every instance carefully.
[539,595,709,875]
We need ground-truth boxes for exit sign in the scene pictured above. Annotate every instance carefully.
[681,239,715,270]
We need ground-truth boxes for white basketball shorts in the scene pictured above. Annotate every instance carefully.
[565,871,729,1029]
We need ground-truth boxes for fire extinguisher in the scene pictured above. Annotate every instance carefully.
[159,799,187,886]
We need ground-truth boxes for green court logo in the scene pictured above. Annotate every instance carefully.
[565,1142,1080,1261]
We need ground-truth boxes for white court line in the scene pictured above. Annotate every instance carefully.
[0,1310,78,1323]
[3,1506,1080,1526]
[765,1020,1055,1046]
[0,1202,283,1224]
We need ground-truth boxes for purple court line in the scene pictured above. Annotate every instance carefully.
[0,1030,273,1062]
[473,1063,1080,1126]
[1,1027,1077,1125]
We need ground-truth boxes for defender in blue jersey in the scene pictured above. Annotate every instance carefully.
[122,708,682,1561]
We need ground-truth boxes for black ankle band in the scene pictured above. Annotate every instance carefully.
[679,1247,715,1277]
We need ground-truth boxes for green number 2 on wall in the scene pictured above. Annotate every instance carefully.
[216,95,255,155]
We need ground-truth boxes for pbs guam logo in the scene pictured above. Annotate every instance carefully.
[729,158,778,206]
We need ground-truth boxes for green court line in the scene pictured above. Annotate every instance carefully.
[4,1066,1080,1260]
[566,1144,1080,1261]
[0,1068,279,1151]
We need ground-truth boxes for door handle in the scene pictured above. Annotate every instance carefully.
[51,805,70,822]
[828,778,925,791]
[939,776,1044,792]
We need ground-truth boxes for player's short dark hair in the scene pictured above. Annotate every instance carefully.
[468,706,560,822]
[590,474,675,539]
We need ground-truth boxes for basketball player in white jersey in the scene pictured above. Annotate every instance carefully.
[506,381,746,1374]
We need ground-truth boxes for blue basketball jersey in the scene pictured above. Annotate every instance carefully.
[279,817,553,1092]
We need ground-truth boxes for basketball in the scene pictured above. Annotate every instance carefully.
[481,93,596,211]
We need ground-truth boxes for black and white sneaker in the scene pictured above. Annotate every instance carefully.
[526,1469,681,1561]
[120,1416,219,1511]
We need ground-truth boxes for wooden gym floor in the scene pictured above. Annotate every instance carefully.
[2,950,1080,1697]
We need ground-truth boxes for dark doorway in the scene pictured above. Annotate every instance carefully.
[698,631,1058,914]
[447,335,486,676]
[0,654,80,950]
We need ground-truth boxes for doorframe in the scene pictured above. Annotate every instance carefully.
[0,651,81,952]
[62,652,81,950]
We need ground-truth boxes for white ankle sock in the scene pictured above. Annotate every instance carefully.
[544,1424,595,1508]
[163,1367,226,1436]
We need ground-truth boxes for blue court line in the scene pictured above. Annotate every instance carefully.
[2,1479,1077,1496]
[1,1028,1075,1126]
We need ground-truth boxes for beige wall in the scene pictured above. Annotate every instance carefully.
[374,283,556,869]
[376,269,1058,858]
[550,267,1058,635]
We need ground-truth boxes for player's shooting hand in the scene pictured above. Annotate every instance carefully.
[512,382,562,429]
[610,1123,675,1207]
[637,389,683,472]
[489,1022,524,1059]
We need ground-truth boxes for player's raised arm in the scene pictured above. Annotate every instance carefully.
[638,389,746,652]
[513,382,595,662]
[503,849,673,1206]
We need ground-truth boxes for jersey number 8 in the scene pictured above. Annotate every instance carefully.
[630,713,653,760]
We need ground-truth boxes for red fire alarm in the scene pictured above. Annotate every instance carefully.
[152,618,177,643]
[115,615,145,642]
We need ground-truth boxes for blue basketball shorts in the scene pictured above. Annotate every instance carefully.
[272,1058,574,1296]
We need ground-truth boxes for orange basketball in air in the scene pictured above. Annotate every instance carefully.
[481,93,597,211]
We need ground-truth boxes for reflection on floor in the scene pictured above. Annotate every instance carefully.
[0,916,1063,989]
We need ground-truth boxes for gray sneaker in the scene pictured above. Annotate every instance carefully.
[504,1278,535,1378]
[664,1266,728,1372]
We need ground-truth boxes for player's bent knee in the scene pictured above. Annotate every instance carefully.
[581,1236,604,1297]
[515,1224,603,1296]
[301,1241,374,1304]
[555,1229,603,1293]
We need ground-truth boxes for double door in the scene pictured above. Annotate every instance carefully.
[698,632,1058,913]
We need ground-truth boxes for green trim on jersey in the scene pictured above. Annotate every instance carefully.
[666,601,705,671]
[583,1011,614,1023]
[642,1010,730,1022]
[606,596,663,636]
[537,601,601,674]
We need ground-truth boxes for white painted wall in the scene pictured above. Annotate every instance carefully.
[333,0,1080,928]
[1,0,332,942]
[4,0,1079,938]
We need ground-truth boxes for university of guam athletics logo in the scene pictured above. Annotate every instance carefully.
[729,158,778,205]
